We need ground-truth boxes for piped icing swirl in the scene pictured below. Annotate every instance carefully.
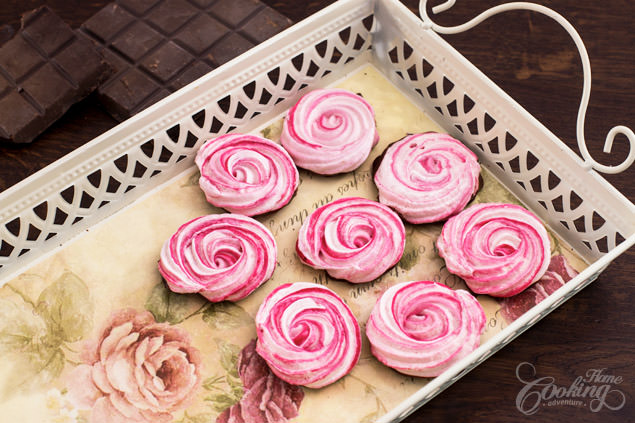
[436,203,551,297]
[296,197,406,283]
[374,132,480,223]
[280,89,379,175]
[366,280,486,377]
[255,282,361,388]
[158,214,276,302]
[195,134,299,216]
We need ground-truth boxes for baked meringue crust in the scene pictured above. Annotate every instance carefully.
[366,280,486,377]
[296,197,406,283]
[280,89,379,175]
[436,203,551,297]
[255,282,361,388]
[158,214,277,302]
[374,133,480,223]
[196,134,299,216]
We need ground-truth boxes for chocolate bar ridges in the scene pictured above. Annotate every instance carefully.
[0,7,111,144]
[80,0,293,121]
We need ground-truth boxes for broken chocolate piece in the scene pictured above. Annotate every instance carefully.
[0,7,111,143]
[79,0,293,121]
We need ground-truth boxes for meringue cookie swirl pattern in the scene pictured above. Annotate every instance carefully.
[366,281,486,378]
[280,89,379,175]
[437,203,551,297]
[374,133,481,223]
[195,134,299,216]
[255,282,361,388]
[296,197,406,283]
[158,214,277,302]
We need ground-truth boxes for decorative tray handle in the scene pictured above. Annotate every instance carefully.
[419,0,635,174]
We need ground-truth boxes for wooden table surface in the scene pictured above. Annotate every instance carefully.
[1,1,633,422]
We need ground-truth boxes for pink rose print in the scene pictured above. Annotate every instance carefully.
[217,339,304,423]
[501,255,579,322]
[67,309,201,423]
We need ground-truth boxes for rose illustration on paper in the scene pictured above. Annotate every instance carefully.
[217,339,304,423]
[67,308,201,423]
[500,254,579,322]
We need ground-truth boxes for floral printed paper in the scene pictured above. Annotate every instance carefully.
[0,65,587,423]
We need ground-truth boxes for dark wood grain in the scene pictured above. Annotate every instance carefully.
[1,1,633,422]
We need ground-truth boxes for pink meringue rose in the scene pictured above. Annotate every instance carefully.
[374,133,480,223]
[195,134,299,216]
[255,282,361,388]
[296,197,406,283]
[158,214,276,302]
[436,203,551,297]
[366,280,486,378]
[280,89,379,175]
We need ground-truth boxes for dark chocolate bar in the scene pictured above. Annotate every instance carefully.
[80,0,293,121]
[0,7,111,144]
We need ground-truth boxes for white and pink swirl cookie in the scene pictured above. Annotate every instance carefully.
[158,214,276,302]
[296,197,405,283]
[374,132,480,223]
[280,89,379,175]
[436,203,551,297]
[366,280,485,377]
[195,134,299,216]
[255,282,361,388]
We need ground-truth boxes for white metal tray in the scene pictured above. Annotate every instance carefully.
[0,0,633,421]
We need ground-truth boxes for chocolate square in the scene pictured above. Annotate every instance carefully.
[55,37,110,90]
[0,7,111,143]
[141,41,194,83]
[82,4,135,42]
[22,7,74,55]
[146,0,198,35]
[111,21,163,61]
[119,0,161,15]
[22,63,74,111]
[211,0,262,27]
[0,91,41,140]
[143,87,171,107]
[0,36,43,81]
[168,61,213,91]
[242,7,293,43]
[208,32,254,65]
[80,0,293,121]
[174,14,228,55]
[99,68,159,120]
[98,45,130,74]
